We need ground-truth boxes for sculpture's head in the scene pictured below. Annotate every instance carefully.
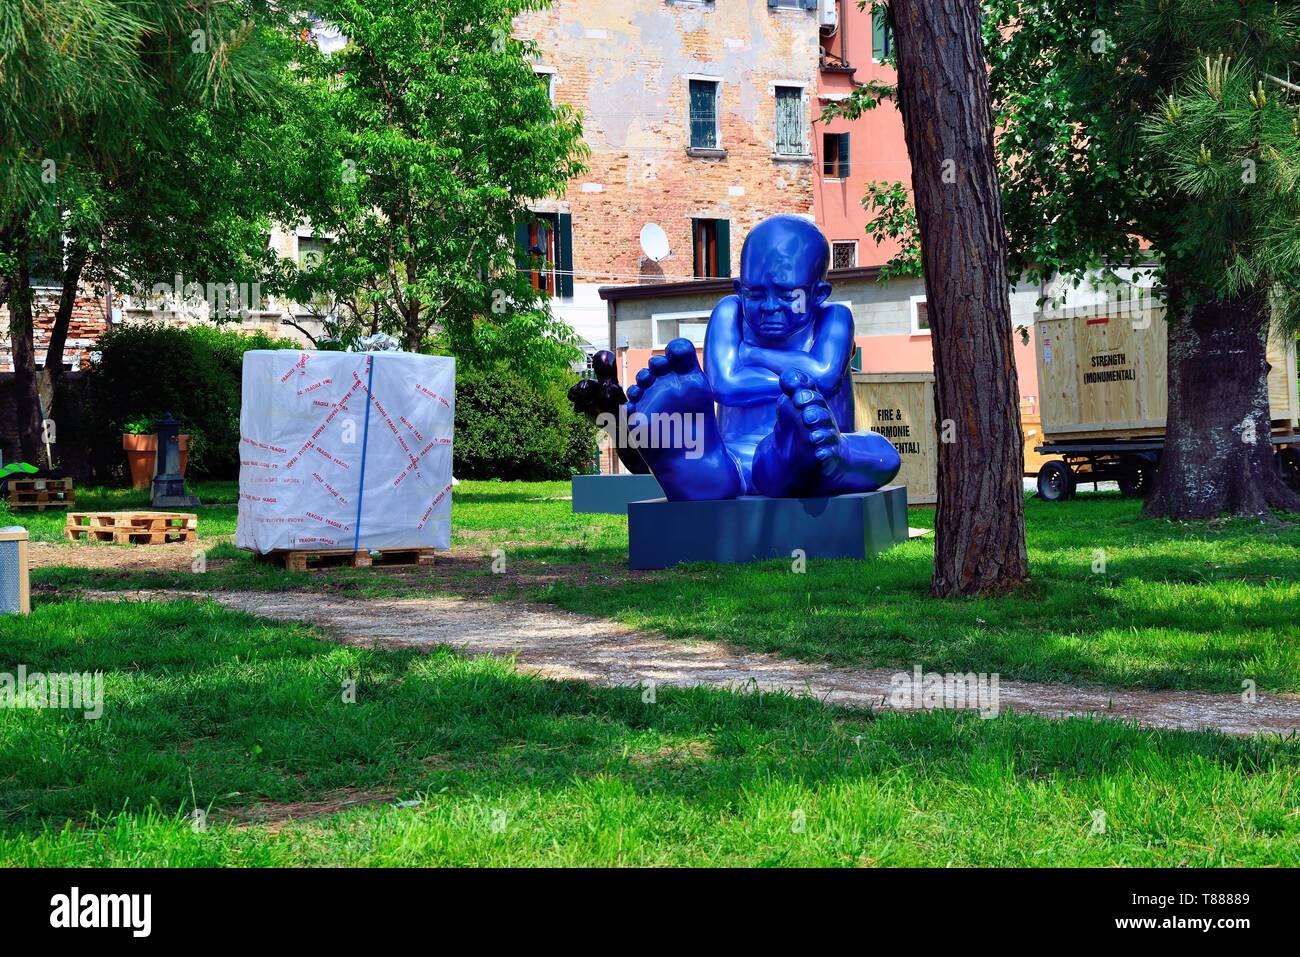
[734,215,832,342]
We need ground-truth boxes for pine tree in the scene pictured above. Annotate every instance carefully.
[985,0,1300,518]
[0,1,296,468]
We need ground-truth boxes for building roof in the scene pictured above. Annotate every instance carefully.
[597,264,887,303]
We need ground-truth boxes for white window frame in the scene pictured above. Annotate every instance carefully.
[910,295,930,336]
[685,74,724,151]
[534,65,556,104]
[831,240,858,269]
[771,82,810,158]
[652,309,712,349]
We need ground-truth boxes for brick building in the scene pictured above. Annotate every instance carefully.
[513,0,823,351]
[0,225,325,466]
[813,0,910,268]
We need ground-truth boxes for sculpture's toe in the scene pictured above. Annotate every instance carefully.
[779,369,810,395]
[665,337,700,374]
[802,404,834,428]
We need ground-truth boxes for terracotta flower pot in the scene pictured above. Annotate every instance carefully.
[122,433,190,490]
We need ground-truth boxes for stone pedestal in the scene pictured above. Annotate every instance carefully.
[627,486,908,570]
[572,473,665,515]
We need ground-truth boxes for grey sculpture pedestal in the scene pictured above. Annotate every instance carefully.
[572,473,665,515]
[627,485,909,570]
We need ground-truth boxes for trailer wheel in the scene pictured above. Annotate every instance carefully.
[1278,448,1300,493]
[1117,460,1152,498]
[1036,460,1076,501]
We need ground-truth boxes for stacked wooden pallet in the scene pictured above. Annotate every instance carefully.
[6,477,75,511]
[253,547,436,573]
[65,511,198,545]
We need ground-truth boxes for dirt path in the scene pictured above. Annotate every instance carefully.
[87,589,1300,737]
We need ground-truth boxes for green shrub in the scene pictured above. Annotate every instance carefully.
[453,365,597,480]
[79,323,592,483]
[81,322,299,481]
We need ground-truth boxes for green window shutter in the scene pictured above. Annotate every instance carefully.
[839,132,851,178]
[715,220,731,278]
[799,0,818,9]
[691,219,701,277]
[689,80,717,149]
[775,87,803,155]
[872,14,889,60]
[557,212,574,298]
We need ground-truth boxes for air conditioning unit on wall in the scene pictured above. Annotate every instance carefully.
[820,0,839,30]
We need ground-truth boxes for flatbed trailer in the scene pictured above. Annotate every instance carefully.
[1033,434,1300,501]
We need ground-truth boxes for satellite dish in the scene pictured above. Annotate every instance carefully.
[639,223,670,262]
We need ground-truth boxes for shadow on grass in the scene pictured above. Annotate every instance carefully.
[1,598,1298,866]
[23,488,1300,694]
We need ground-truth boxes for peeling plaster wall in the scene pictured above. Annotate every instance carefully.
[516,1,819,348]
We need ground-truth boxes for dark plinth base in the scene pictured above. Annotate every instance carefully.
[152,475,200,510]
[628,485,909,570]
[572,473,665,515]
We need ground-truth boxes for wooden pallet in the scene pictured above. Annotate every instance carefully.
[253,546,437,573]
[65,511,198,545]
[7,477,75,511]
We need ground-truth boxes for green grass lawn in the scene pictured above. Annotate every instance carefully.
[1,598,1297,866]
[16,480,1300,694]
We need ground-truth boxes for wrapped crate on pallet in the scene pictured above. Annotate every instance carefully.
[235,350,455,554]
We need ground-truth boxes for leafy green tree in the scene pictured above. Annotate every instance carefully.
[1,0,297,468]
[985,1,1300,519]
[271,0,589,382]
[831,1,1300,521]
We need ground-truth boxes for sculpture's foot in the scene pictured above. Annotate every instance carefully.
[624,338,742,500]
[752,371,901,497]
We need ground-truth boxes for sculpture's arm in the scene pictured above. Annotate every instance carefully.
[704,296,781,407]
[738,303,856,396]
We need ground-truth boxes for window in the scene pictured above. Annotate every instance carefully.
[910,295,930,335]
[692,218,731,278]
[832,241,857,270]
[774,86,806,155]
[769,0,802,9]
[515,212,574,298]
[653,311,711,349]
[535,67,555,103]
[297,236,332,269]
[851,345,863,372]
[872,13,894,61]
[823,132,850,178]
[689,79,720,150]
[28,234,64,288]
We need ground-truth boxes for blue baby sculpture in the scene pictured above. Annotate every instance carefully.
[624,214,901,500]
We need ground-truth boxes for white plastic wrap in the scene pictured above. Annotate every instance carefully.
[235,350,455,554]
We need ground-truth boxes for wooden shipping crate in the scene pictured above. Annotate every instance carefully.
[1035,306,1299,440]
[852,372,938,504]
[1021,402,1056,477]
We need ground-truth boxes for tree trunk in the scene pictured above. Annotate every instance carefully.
[1145,288,1299,519]
[8,248,48,469]
[37,241,89,413]
[891,0,1029,596]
